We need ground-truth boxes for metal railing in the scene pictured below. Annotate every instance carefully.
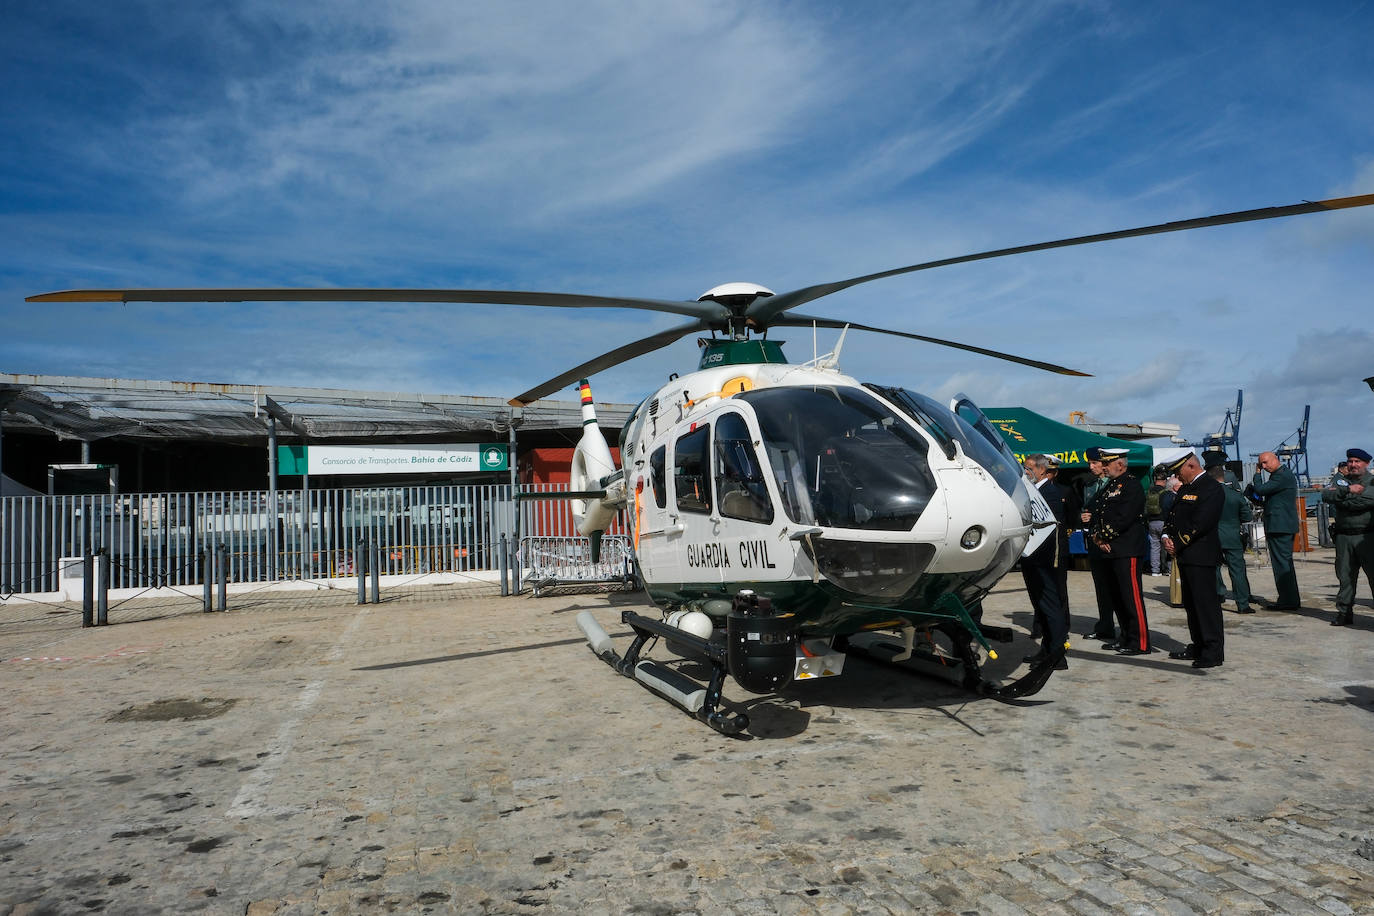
[1,484,518,595]
[1,483,638,597]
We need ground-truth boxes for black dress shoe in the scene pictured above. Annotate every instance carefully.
[1116,647,1151,657]
[1168,648,1197,660]
[1053,657,1068,671]
[1192,659,1222,669]
[1331,609,1354,626]
[1024,651,1049,664]
[1264,601,1300,611]
[1235,607,1255,614]
[1101,641,1123,651]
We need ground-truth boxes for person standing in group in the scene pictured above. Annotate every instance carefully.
[1208,453,1254,614]
[1321,447,1374,626]
[1020,454,1071,669]
[1248,451,1301,610]
[1044,454,1074,624]
[1087,448,1152,655]
[1080,448,1117,642]
[1145,470,1169,576]
[1161,453,1226,668]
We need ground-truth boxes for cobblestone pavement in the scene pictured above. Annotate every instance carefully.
[1,549,1371,914]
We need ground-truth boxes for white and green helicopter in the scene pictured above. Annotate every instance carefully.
[30,193,1374,734]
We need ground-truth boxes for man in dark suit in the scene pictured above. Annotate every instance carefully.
[1020,453,1070,669]
[1247,451,1301,609]
[1162,453,1226,668]
[1087,448,1152,654]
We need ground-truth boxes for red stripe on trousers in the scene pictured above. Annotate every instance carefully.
[1129,556,1147,649]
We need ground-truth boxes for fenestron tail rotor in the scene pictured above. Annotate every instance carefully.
[28,193,1373,399]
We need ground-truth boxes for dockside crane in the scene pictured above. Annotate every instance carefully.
[1186,389,1243,461]
[1271,405,1312,486]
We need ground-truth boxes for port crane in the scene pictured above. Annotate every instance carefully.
[1181,389,1243,462]
[1270,405,1312,486]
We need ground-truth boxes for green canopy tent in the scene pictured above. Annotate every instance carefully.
[982,407,1154,471]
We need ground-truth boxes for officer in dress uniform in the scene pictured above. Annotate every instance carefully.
[1085,448,1152,654]
[1161,452,1226,668]
[1080,448,1117,642]
[1321,447,1374,626]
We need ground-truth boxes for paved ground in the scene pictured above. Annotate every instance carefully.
[1,547,1372,914]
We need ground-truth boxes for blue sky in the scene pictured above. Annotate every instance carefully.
[2,1,1372,473]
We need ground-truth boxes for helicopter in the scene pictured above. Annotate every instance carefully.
[29,192,1374,735]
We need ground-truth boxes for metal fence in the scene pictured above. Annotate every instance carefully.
[1,483,631,596]
[1,485,516,594]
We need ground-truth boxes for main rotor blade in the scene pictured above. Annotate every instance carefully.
[750,193,1374,323]
[509,319,711,406]
[25,287,726,321]
[774,313,1091,376]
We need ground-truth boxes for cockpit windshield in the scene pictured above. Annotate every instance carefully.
[737,385,937,531]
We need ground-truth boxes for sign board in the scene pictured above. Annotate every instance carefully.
[278,443,508,476]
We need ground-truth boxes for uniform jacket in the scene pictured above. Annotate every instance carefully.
[1250,465,1299,535]
[1321,470,1374,534]
[1088,472,1146,557]
[1081,474,1109,557]
[1218,484,1253,551]
[1024,478,1070,570]
[1164,472,1224,566]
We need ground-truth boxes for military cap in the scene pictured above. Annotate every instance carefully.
[1160,453,1193,476]
[1347,447,1372,462]
[1098,447,1128,463]
[1203,451,1228,469]
[1044,454,1060,467]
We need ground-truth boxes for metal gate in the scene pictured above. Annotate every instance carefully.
[515,485,635,594]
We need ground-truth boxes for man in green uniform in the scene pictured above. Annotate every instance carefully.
[1207,453,1253,614]
[1321,447,1374,626]
[1247,451,1301,609]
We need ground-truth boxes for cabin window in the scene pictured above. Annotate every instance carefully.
[649,446,667,509]
[673,426,712,514]
[714,412,773,524]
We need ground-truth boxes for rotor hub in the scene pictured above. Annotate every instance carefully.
[698,283,774,338]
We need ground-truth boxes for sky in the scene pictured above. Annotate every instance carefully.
[2,0,1372,474]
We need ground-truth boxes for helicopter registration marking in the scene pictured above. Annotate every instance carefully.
[686,539,778,569]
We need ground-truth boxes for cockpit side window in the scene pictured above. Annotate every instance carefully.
[649,445,667,509]
[714,412,773,524]
[673,426,712,514]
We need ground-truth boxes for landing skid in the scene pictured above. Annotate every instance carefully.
[577,609,750,737]
[575,595,1061,736]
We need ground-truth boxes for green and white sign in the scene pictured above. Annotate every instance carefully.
[278,443,508,476]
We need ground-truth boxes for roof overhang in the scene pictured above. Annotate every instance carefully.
[0,373,634,444]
